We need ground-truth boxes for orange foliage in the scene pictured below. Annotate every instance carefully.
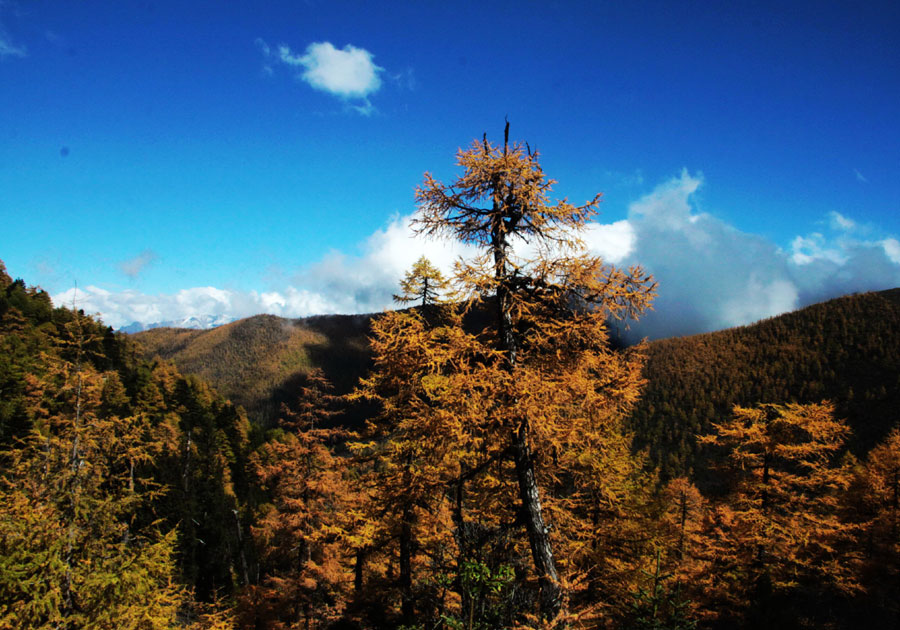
[355,125,656,626]
[693,402,860,622]
[242,371,358,629]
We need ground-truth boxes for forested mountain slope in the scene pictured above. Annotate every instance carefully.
[135,313,373,426]
[631,288,900,480]
[136,289,900,482]
[0,261,249,625]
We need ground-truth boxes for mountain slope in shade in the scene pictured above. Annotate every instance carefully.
[631,288,900,481]
[134,313,373,427]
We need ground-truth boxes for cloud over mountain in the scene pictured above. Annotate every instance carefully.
[52,174,900,338]
[619,171,900,339]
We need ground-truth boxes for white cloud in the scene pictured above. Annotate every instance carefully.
[616,170,802,338]
[275,41,383,100]
[883,238,900,264]
[294,213,477,313]
[256,39,384,114]
[119,249,158,279]
[629,168,702,231]
[829,210,856,231]
[50,175,900,338]
[790,233,846,265]
[617,172,900,339]
[582,220,635,263]
[720,277,798,330]
[52,214,476,330]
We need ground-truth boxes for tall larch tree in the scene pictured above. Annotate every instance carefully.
[696,402,859,625]
[412,123,656,622]
[243,370,357,630]
[352,261,466,626]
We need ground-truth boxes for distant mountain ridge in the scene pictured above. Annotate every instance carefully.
[119,314,235,333]
[135,290,900,477]
[134,313,373,427]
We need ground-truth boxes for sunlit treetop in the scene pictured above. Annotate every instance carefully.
[414,123,601,251]
[393,256,451,308]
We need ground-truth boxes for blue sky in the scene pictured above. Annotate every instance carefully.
[2,0,899,336]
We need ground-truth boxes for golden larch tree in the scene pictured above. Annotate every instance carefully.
[408,123,656,622]
[393,255,452,309]
[849,427,900,620]
[243,370,357,630]
[695,402,859,624]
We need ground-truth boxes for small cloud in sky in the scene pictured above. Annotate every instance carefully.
[0,2,25,59]
[254,37,270,57]
[119,249,158,279]
[281,42,383,98]
[829,210,856,231]
[0,36,25,58]
[0,25,25,59]
[854,168,868,183]
[390,67,416,91]
[254,38,274,76]
[259,38,384,113]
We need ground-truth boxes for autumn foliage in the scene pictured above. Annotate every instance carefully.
[2,128,899,629]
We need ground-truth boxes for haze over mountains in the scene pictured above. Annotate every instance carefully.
[62,180,900,340]
[119,314,236,333]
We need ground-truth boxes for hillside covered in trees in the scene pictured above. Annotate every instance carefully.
[3,129,900,630]
[135,313,373,427]
[0,260,253,627]
[135,286,900,486]
[632,288,900,481]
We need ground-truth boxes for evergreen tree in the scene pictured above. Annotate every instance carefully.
[0,312,185,629]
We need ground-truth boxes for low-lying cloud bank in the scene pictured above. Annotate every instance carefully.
[618,170,900,339]
[53,173,900,339]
